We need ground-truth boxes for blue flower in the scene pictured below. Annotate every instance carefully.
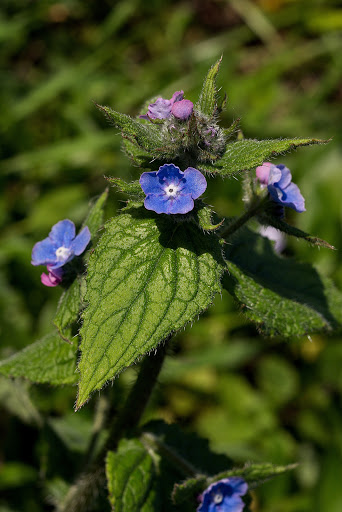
[197,478,248,512]
[140,91,193,121]
[256,162,305,213]
[139,163,207,215]
[31,220,91,286]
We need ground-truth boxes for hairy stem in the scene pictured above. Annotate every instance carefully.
[220,196,268,239]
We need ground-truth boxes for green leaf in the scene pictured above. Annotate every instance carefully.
[194,202,224,232]
[210,461,297,489]
[54,277,83,341]
[258,212,335,249]
[0,331,78,385]
[0,377,42,426]
[122,138,152,168]
[82,188,109,238]
[223,227,342,337]
[77,207,224,407]
[172,475,207,505]
[106,177,145,198]
[96,104,167,156]
[106,438,160,512]
[196,56,222,118]
[199,138,328,176]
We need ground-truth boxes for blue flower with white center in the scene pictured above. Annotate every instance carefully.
[197,478,248,512]
[139,163,207,215]
[31,219,91,272]
[256,162,305,213]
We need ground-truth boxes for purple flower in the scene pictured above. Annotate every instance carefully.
[256,162,305,213]
[31,220,91,287]
[140,91,193,121]
[197,478,248,512]
[140,163,207,215]
[41,267,63,288]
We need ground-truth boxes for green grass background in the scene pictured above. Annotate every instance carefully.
[1,0,342,510]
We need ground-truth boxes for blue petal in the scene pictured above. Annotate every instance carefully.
[144,194,169,214]
[226,478,248,496]
[140,171,162,195]
[183,167,207,199]
[276,165,292,189]
[282,182,306,212]
[166,194,194,214]
[222,494,245,512]
[157,163,183,183]
[70,226,91,255]
[49,219,75,247]
[31,238,57,266]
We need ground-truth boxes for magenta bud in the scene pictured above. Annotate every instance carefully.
[171,99,193,120]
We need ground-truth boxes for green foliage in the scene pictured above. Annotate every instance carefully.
[0,377,41,426]
[78,207,224,407]
[194,202,224,232]
[95,104,170,158]
[223,227,342,337]
[106,438,160,512]
[258,212,335,249]
[0,332,78,385]
[106,177,145,197]
[195,56,223,118]
[199,138,327,176]
[82,189,109,239]
[54,278,83,341]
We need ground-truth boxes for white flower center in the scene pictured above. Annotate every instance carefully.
[213,492,223,504]
[55,246,71,262]
[164,182,180,198]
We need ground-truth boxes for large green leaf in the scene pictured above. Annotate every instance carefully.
[106,438,160,512]
[199,138,327,176]
[223,227,342,337]
[0,331,78,385]
[77,207,224,407]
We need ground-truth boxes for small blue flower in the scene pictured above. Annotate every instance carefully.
[197,478,248,512]
[31,220,91,286]
[140,163,207,215]
[140,91,193,121]
[256,162,305,213]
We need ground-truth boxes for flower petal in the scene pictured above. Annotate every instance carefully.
[49,219,75,247]
[282,182,306,212]
[31,238,57,266]
[140,171,162,195]
[144,194,170,214]
[183,167,207,199]
[171,99,193,120]
[157,163,183,183]
[256,162,273,185]
[148,97,172,119]
[70,226,91,255]
[170,90,184,104]
[275,164,292,189]
[166,194,194,214]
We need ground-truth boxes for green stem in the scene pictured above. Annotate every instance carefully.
[141,432,199,478]
[103,343,168,454]
[220,196,267,239]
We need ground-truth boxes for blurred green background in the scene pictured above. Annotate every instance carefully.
[1,0,342,510]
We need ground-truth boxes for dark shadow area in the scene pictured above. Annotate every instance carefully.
[223,226,340,330]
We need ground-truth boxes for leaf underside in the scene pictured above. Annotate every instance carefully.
[223,227,342,337]
[77,207,224,408]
